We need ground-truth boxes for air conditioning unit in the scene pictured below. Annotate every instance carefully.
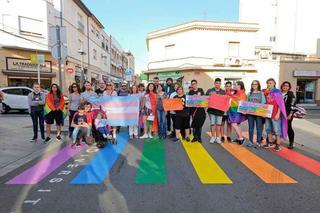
[260,50,271,59]
[226,57,242,67]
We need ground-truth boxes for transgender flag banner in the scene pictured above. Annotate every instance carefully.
[88,96,140,126]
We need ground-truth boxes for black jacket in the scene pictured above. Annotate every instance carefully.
[283,91,296,116]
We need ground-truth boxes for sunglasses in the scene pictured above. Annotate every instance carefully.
[252,84,258,86]
[106,84,112,86]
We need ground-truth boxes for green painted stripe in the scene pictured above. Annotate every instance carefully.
[135,138,167,184]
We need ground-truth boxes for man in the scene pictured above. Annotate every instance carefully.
[117,82,130,96]
[153,76,160,88]
[206,78,225,144]
[221,81,233,142]
[164,78,175,135]
[80,81,97,103]
[28,82,46,142]
[95,80,107,97]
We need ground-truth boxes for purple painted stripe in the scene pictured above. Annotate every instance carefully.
[6,145,85,185]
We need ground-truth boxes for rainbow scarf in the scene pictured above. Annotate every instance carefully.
[44,93,67,119]
[228,90,247,124]
[269,88,288,140]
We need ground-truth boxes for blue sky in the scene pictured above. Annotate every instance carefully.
[83,0,239,73]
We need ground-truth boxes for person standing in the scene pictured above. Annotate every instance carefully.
[103,82,117,96]
[221,81,233,142]
[138,83,146,135]
[28,82,46,142]
[188,80,206,143]
[246,80,266,148]
[80,81,97,104]
[173,86,190,143]
[68,83,81,138]
[228,81,247,145]
[117,82,130,96]
[44,83,66,143]
[156,84,167,139]
[206,78,225,144]
[281,81,295,149]
[169,83,180,139]
[153,76,160,88]
[140,83,157,139]
[129,85,140,139]
[263,78,288,152]
[164,78,174,135]
[95,80,107,97]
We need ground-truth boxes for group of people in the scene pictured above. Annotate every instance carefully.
[27,76,296,151]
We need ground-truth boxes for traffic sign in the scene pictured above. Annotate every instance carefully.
[66,67,74,74]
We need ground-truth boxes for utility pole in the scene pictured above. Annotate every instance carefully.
[56,25,63,91]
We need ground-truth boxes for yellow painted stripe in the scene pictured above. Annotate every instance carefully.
[181,139,232,184]
[206,132,297,184]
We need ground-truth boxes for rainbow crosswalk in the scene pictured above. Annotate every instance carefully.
[5,132,320,186]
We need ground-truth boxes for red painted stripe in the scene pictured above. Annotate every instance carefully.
[242,132,320,176]
[107,113,138,120]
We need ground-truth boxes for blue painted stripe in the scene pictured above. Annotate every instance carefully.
[70,132,129,184]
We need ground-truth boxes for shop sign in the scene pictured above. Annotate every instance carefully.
[293,70,320,77]
[6,57,52,73]
[156,71,182,80]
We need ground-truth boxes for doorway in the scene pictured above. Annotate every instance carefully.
[296,79,317,104]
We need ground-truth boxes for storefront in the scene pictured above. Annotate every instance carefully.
[293,70,320,104]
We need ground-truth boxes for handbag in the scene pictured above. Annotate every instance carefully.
[147,113,155,121]
[291,105,306,119]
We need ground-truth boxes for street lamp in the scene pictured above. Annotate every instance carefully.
[77,49,86,86]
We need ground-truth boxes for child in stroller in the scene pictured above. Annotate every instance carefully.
[91,109,116,148]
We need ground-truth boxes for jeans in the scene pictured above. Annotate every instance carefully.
[266,118,282,136]
[193,127,202,141]
[157,110,167,137]
[69,110,77,137]
[247,115,263,144]
[129,125,138,136]
[97,126,109,135]
[30,110,45,139]
[72,126,91,141]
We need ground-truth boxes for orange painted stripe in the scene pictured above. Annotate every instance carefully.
[207,132,297,184]
[242,132,320,176]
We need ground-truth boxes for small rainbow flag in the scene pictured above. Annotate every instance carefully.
[186,95,209,108]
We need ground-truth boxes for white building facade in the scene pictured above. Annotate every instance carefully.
[145,21,280,92]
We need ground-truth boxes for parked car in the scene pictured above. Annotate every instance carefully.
[0,86,69,114]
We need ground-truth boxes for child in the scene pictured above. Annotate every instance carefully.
[71,104,89,147]
[94,113,110,139]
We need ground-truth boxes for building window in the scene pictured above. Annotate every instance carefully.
[18,16,43,36]
[77,13,84,33]
[96,30,100,38]
[228,42,240,57]
[269,36,276,42]
[78,39,83,50]
[91,24,95,34]
[93,49,97,60]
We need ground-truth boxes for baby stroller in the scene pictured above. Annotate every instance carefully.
[91,109,116,148]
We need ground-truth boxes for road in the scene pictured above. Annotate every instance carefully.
[0,111,319,213]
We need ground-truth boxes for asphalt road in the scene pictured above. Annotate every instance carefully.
[0,125,319,213]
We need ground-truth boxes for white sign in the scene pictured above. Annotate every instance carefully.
[293,70,320,77]
[6,57,52,73]
[37,54,45,64]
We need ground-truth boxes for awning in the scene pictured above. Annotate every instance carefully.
[2,70,56,78]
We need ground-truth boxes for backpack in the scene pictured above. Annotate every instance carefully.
[291,105,306,119]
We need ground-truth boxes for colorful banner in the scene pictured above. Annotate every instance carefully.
[186,95,209,108]
[208,94,231,111]
[88,96,140,126]
[163,98,183,111]
[237,101,273,118]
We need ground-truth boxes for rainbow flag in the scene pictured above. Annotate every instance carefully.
[238,101,273,118]
[88,96,140,126]
[186,95,209,108]
[43,93,67,119]
[228,92,247,124]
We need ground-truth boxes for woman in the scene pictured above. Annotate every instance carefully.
[281,81,295,149]
[129,85,139,139]
[188,79,206,143]
[68,83,81,138]
[173,86,190,143]
[103,82,117,96]
[80,81,97,103]
[44,83,67,143]
[246,80,266,148]
[140,83,157,139]
[222,81,233,142]
[138,83,146,135]
[169,83,180,139]
[228,81,247,145]
[156,84,167,139]
[263,78,287,152]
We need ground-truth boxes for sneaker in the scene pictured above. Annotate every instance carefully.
[263,143,273,149]
[173,138,180,143]
[191,138,198,143]
[246,142,254,147]
[274,144,281,152]
[148,133,153,138]
[76,143,81,147]
[216,137,221,144]
[185,137,191,142]
[44,137,51,143]
[254,143,261,149]
[56,135,62,141]
[41,137,46,143]
[232,139,239,143]
[103,134,108,138]
[139,134,148,139]
[227,137,232,143]
[129,135,133,139]
[238,138,245,146]
[30,137,37,142]
[209,137,216,144]
[221,137,225,143]
[198,139,202,143]
[287,145,294,149]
